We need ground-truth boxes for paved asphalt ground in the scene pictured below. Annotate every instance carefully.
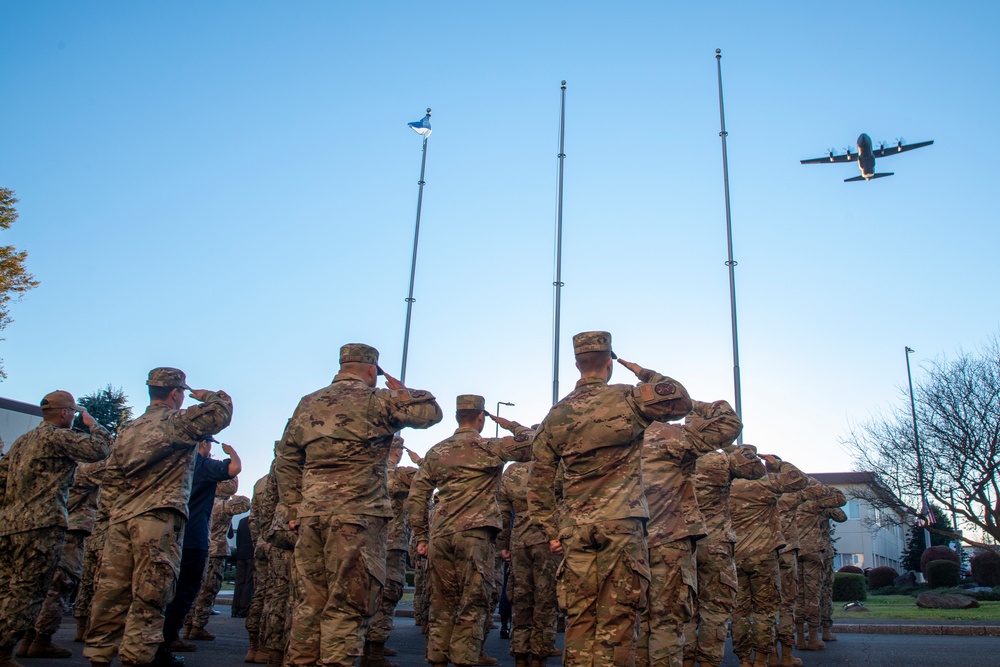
[27,613,1000,667]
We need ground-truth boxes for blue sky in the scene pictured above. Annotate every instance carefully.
[2,2,997,490]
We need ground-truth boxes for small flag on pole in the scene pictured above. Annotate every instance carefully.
[408,116,432,138]
[919,499,936,526]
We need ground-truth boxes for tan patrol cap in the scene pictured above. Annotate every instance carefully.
[40,390,84,412]
[572,331,618,359]
[147,367,192,389]
[339,343,385,375]
[391,436,405,450]
[456,394,486,412]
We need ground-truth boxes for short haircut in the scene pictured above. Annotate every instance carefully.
[456,409,483,426]
[149,386,176,401]
[576,349,611,374]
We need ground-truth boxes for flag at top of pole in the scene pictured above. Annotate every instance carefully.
[408,115,432,137]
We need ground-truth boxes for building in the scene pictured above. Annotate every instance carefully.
[0,396,42,455]
[810,472,913,573]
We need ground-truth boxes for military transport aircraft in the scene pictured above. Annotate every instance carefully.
[801,133,933,182]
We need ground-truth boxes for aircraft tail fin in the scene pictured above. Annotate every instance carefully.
[844,172,894,182]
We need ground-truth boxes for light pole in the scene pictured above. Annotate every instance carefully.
[495,401,514,438]
[905,346,932,550]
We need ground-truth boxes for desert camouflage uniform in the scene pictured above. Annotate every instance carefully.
[728,461,808,662]
[245,470,273,639]
[406,415,533,666]
[83,388,233,666]
[819,506,847,634]
[366,460,418,645]
[638,400,741,667]
[528,358,692,667]
[683,444,763,667]
[0,419,111,651]
[774,487,804,648]
[74,461,120,626]
[189,482,251,631]
[261,482,297,656]
[794,484,846,634]
[275,363,442,667]
[411,496,437,635]
[33,459,106,637]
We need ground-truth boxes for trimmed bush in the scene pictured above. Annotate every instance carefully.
[970,550,1000,587]
[832,572,867,601]
[838,565,864,574]
[920,545,960,576]
[867,566,899,590]
[925,559,961,588]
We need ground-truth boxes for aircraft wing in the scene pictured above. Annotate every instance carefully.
[872,140,934,159]
[801,152,855,165]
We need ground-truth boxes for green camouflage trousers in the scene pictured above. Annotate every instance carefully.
[83,510,184,665]
[34,530,86,635]
[73,523,107,621]
[288,515,386,667]
[425,528,494,666]
[638,539,696,667]
[509,541,558,657]
[366,549,406,644]
[245,544,269,635]
[557,519,649,667]
[732,552,779,658]
[0,527,65,648]
[482,544,500,644]
[189,557,225,630]
[820,554,834,630]
[795,555,823,627]
[262,545,293,652]
[683,542,738,666]
[413,553,429,634]
[776,551,798,645]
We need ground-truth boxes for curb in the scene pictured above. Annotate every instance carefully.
[834,624,1000,637]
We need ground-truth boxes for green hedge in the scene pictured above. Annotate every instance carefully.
[832,572,867,601]
[925,560,961,588]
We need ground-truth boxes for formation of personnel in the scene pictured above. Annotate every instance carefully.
[0,333,849,667]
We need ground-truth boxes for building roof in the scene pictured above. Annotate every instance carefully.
[809,470,915,516]
[0,396,42,417]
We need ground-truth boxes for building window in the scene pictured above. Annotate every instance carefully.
[843,500,861,520]
[835,553,864,569]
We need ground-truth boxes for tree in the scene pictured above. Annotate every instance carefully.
[73,384,133,434]
[901,503,954,571]
[0,187,40,379]
[844,335,1000,552]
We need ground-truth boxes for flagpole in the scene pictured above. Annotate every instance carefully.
[905,346,932,548]
[716,49,743,443]
[400,108,431,384]
[552,81,567,405]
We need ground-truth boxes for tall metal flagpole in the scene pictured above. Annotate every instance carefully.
[400,108,431,384]
[552,81,567,405]
[905,346,933,549]
[716,49,743,444]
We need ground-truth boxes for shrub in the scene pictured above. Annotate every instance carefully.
[867,566,899,590]
[970,550,1000,587]
[920,545,960,576]
[838,565,864,575]
[925,559,961,588]
[832,572,867,601]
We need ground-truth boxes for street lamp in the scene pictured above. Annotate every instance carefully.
[905,346,932,550]
[495,401,514,438]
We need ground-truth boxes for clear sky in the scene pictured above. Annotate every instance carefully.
[2,2,997,490]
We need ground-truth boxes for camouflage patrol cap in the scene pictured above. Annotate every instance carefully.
[456,394,486,412]
[391,436,405,450]
[572,331,618,359]
[146,367,192,390]
[339,343,385,375]
[40,390,84,412]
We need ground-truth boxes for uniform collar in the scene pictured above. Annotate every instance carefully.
[575,376,608,388]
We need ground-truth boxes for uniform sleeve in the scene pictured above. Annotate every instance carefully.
[380,388,444,432]
[0,451,9,500]
[825,507,848,523]
[527,425,560,542]
[225,495,252,517]
[767,460,809,494]
[686,400,743,450]
[498,434,534,463]
[627,371,694,424]
[497,472,514,552]
[728,446,766,480]
[52,424,113,463]
[176,390,234,441]
[274,418,305,521]
[405,462,435,546]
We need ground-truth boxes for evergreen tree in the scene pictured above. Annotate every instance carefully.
[901,503,953,572]
[73,384,133,434]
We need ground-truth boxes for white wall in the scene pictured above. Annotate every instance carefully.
[0,401,42,454]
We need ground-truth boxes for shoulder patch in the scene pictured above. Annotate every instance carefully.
[513,433,529,443]
[409,390,427,398]
[654,383,676,396]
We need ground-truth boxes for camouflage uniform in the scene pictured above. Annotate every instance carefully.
[528,332,693,667]
[33,459,105,639]
[261,487,297,657]
[819,506,846,637]
[0,401,111,654]
[275,344,442,667]
[406,396,532,667]
[74,461,120,629]
[189,483,251,632]
[411,496,437,635]
[245,470,273,643]
[498,447,561,662]
[84,369,233,666]
[794,485,845,638]
[638,400,742,667]
[728,460,808,663]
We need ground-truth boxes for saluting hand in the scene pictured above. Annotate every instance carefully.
[616,358,643,377]
[489,413,512,430]
[80,410,96,428]
[221,443,237,457]
[382,371,405,391]
[189,389,212,402]
[549,539,563,555]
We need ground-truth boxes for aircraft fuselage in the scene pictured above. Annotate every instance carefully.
[856,133,876,179]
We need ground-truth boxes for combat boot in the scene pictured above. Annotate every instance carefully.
[736,655,753,667]
[682,660,696,667]
[265,650,284,667]
[251,644,269,665]
[794,623,805,651]
[0,645,25,667]
[243,634,259,663]
[365,643,398,667]
[780,643,803,667]
[548,648,562,658]
[514,654,530,667]
[530,655,548,667]
[822,626,837,642]
[74,618,87,643]
[151,645,184,667]
[15,631,34,658]
[170,639,196,653]
[383,646,397,656]
[806,626,825,651]
[187,628,215,641]
[499,622,510,640]
[767,644,780,667]
[752,652,770,667]
[475,653,498,666]
[26,633,72,659]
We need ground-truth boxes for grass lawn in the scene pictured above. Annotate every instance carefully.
[833,594,1000,622]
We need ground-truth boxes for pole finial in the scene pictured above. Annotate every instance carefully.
[426,108,432,116]
[716,48,722,58]
[561,80,567,89]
